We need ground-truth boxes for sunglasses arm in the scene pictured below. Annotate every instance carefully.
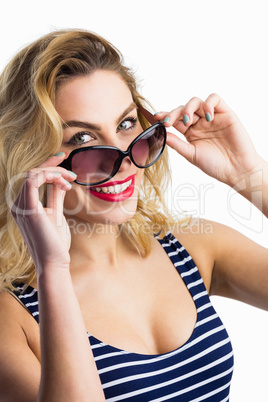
[138,106,158,126]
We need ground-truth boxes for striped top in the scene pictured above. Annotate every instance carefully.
[14,231,234,401]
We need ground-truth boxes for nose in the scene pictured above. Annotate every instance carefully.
[107,136,130,151]
[118,153,132,172]
[105,135,134,172]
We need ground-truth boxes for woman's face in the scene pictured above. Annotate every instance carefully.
[55,70,144,226]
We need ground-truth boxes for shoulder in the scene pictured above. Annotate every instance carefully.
[0,289,40,352]
[0,290,41,400]
[172,217,236,245]
[170,218,268,306]
[0,289,28,326]
[0,291,27,355]
[168,218,237,292]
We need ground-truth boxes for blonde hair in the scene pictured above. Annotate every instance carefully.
[0,29,175,291]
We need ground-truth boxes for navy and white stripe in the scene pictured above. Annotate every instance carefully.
[14,231,234,401]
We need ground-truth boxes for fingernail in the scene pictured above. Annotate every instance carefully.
[64,180,72,187]
[205,113,211,122]
[68,170,77,177]
[163,116,170,123]
[53,172,62,176]
[54,152,65,157]
[183,115,189,125]
[154,112,161,115]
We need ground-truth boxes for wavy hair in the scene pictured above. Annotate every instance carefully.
[0,29,176,291]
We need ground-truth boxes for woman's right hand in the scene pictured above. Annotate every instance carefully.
[11,153,77,275]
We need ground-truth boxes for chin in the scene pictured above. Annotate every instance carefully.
[88,201,138,226]
[104,211,136,226]
[64,185,139,226]
[64,199,138,229]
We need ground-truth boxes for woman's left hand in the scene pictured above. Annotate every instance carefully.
[155,93,262,187]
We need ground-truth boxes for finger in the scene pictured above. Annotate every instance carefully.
[22,171,72,212]
[38,153,78,181]
[152,106,184,130]
[182,94,231,123]
[181,96,211,127]
[46,183,67,214]
[168,106,188,133]
[28,165,77,183]
[166,132,195,164]
[158,106,199,135]
[43,172,74,215]
[38,152,66,169]
[153,111,171,123]
[204,93,231,115]
[27,170,73,189]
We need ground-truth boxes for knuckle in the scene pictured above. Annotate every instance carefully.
[173,106,184,115]
[189,96,201,103]
[26,168,42,177]
[24,177,34,188]
[206,93,220,104]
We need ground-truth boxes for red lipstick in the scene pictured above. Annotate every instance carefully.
[87,174,136,202]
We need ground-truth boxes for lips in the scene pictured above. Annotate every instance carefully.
[87,174,136,202]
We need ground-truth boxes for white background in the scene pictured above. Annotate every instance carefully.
[1,0,267,400]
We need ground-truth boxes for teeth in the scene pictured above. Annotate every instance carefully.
[91,179,132,194]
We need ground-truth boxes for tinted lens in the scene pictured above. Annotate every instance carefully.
[72,148,120,185]
[131,125,165,167]
[69,124,165,186]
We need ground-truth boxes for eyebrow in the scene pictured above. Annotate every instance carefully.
[62,102,137,130]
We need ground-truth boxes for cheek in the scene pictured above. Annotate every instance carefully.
[63,187,84,216]
[62,170,144,224]
[134,169,145,192]
[131,139,150,165]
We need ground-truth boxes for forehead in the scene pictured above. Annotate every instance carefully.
[55,71,133,123]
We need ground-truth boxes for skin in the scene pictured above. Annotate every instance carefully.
[56,72,145,227]
[0,70,268,401]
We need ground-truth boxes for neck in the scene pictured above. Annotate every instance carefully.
[67,217,135,272]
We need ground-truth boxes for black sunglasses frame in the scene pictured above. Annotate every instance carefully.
[59,122,166,186]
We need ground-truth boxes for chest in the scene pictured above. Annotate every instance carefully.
[75,243,198,355]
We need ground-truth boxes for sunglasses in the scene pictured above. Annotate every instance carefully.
[59,121,166,186]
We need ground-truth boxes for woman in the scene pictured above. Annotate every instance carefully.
[0,29,267,401]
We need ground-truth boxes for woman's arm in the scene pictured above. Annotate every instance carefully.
[7,153,105,402]
[153,94,268,310]
[0,292,41,402]
[230,158,268,218]
[209,220,268,310]
[37,268,103,401]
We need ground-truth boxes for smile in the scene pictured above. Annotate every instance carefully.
[87,174,136,202]
[91,179,132,194]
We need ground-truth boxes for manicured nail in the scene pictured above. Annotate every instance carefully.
[183,115,189,125]
[154,112,161,115]
[64,180,72,187]
[68,170,77,177]
[205,113,211,122]
[54,152,65,157]
[163,116,170,123]
[53,172,62,176]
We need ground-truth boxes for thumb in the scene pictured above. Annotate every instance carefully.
[166,132,195,164]
[46,183,67,215]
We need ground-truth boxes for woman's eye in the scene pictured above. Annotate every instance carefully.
[117,118,137,131]
[70,132,93,145]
